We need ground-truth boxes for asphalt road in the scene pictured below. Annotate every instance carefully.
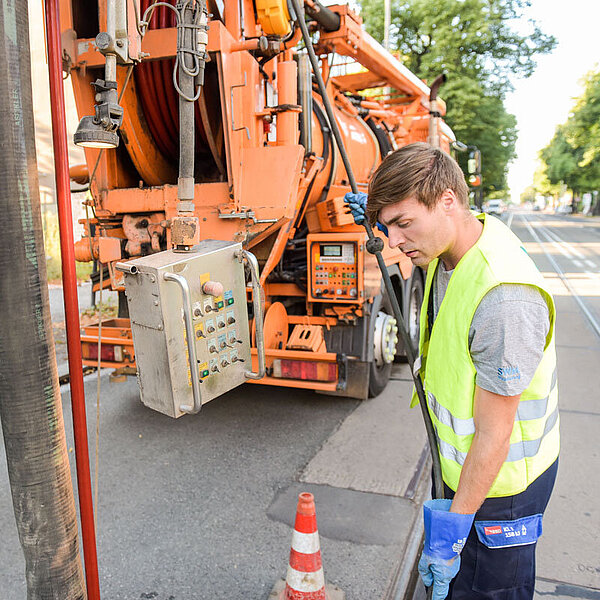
[1,209,599,600]
[507,210,600,599]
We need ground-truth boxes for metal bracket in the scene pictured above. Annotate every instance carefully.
[219,210,278,224]
[336,353,348,391]
[230,73,251,140]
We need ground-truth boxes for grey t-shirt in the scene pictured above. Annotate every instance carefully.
[432,261,550,396]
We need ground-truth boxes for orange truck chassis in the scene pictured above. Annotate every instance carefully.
[61,0,455,400]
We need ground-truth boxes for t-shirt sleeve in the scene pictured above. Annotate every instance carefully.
[468,284,551,396]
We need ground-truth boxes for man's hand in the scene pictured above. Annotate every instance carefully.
[343,192,389,236]
[418,499,475,599]
[418,554,460,600]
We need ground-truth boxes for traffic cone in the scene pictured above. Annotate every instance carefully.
[269,492,345,600]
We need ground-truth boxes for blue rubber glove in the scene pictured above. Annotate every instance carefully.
[376,221,388,237]
[344,192,368,224]
[343,192,389,236]
[418,499,475,600]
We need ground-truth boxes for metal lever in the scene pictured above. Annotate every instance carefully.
[163,272,203,414]
[239,250,266,379]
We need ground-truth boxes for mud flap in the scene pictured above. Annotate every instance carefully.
[316,358,369,399]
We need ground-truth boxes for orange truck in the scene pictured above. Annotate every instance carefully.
[61,0,455,405]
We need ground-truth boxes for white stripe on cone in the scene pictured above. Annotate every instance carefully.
[285,565,326,593]
[291,530,321,554]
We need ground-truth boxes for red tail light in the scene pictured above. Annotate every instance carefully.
[272,359,337,382]
[81,343,123,362]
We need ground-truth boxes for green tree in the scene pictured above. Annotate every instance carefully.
[568,70,600,168]
[358,0,556,194]
[530,161,563,208]
[541,77,600,214]
[541,126,581,192]
[520,185,536,204]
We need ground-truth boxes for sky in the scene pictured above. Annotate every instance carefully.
[504,0,600,202]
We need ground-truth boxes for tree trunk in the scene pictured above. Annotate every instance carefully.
[0,2,86,598]
[592,191,600,216]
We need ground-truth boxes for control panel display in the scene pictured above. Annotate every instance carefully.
[309,238,359,302]
[321,244,342,257]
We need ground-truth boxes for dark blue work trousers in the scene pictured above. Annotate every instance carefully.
[436,459,558,600]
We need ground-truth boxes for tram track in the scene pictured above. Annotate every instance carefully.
[520,213,600,340]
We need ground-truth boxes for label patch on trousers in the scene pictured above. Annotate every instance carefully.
[475,514,543,548]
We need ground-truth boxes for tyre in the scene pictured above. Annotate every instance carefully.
[403,268,424,357]
[368,291,396,397]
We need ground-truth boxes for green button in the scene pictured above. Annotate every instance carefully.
[202,370,209,378]
[227,298,234,305]
[217,301,224,309]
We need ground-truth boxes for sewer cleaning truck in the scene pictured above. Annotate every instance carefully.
[62,0,456,415]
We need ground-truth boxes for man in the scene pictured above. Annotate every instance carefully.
[345,143,559,600]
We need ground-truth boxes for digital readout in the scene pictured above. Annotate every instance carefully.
[320,244,342,257]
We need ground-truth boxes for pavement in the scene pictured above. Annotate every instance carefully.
[1,209,599,599]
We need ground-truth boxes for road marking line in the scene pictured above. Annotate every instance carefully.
[535,227,574,260]
[535,224,599,279]
[540,224,586,258]
[534,226,595,277]
[585,259,598,269]
[506,211,514,230]
[521,214,600,340]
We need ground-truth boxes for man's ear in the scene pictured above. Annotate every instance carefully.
[439,189,458,212]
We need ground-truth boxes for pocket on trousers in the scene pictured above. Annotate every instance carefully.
[472,515,541,593]
[474,514,542,549]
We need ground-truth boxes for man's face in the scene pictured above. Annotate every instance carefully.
[378,195,455,267]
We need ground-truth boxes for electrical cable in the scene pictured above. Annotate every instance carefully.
[139,0,205,102]
[289,0,444,504]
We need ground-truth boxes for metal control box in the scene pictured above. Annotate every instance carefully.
[118,241,258,418]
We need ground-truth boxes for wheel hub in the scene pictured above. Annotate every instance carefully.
[373,311,399,365]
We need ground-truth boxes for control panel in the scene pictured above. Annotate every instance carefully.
[117,241,264,418]
[308,233,364,303]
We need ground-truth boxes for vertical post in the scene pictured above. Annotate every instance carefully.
[45,0,101,598]
[384,0,391,50]
[178,0,196,207]
[276,55,299,147]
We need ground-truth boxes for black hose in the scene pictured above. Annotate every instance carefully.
[0,2,86,597]
[290,0,444,502]
[304,0,341,32]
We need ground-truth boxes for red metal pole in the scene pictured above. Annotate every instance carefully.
[44,1,101,598]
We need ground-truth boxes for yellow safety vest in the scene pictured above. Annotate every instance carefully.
[412,214,560,497]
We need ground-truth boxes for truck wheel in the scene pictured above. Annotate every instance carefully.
[368,292,397,397]
[403,268,424,356]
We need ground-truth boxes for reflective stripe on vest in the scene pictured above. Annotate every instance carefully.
[427,367,558,436]
[436,403,559,466]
